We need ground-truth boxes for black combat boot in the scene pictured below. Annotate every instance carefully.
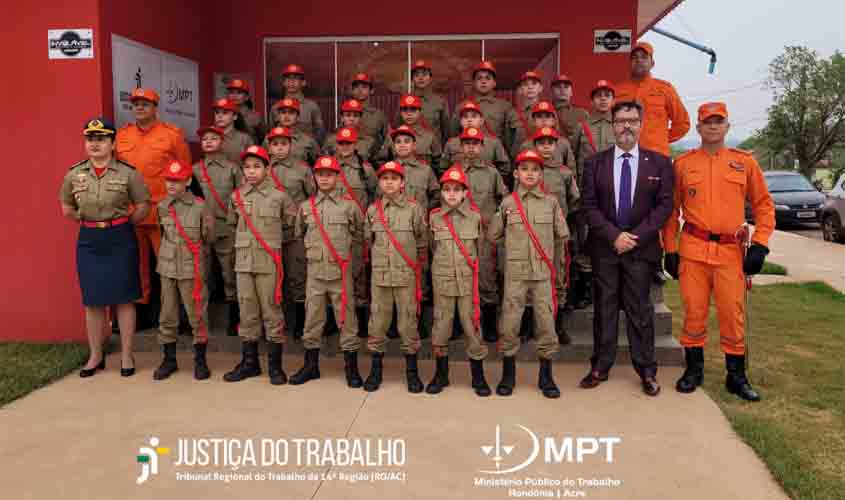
[227,302,240,336]
[481,304,498,343]
[223,341,262,382]
[289,348,321,385]
[405,354,424,393]
[153,342,178,380]
[193,343,210,380]
[470,359,491,397]
[496,356,516,396]
[267,342,287,385]
[537,358,561,399]
[343,350,363,388]
[725,354,761,402]
[555,309,571,345]
[425,356,450,394]
[363,352,384,392]
[675,347,704,393]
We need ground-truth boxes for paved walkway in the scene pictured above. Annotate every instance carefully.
[1,353,787,500]
[766,229,845,292]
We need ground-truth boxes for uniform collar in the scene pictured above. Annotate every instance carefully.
[223,126,237,138]
[542,156,562,168]
[165,192,195,206]
[517,185,544,199]
[243,177,274,196]
[85,158,118,173]
[590,111,612,122]
[339,155,361,168]
[412,87,433,98]
[473,93,495,103]
[316,190,339,204]
[463,158,484,170]
[271,156,293,168]
[554,100,572,110]
[287,91,305,100]
[398,156,419,167]
[443,200,472,217]
[204,152,227,165]
[382,193,407,208]
[134,119,160,134]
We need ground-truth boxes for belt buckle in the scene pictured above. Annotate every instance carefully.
[96,221,109,229]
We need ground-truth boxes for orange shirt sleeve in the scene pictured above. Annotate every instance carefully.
[665,82,690,144]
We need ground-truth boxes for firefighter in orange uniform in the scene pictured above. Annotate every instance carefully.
[116,88,192,317]
[615,42,690,157]
[662,102,774,402]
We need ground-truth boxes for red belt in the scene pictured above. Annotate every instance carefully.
[683,223,738,244]
[81,216,130,229]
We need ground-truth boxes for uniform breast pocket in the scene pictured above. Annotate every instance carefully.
[258,203,283,241]
[105,182,129,206]
[683,171,705,204]
[723,170,747,200]
[180,212,203,241]
[644,94,667,121]
[327,215,350,249]
[506,212,523,226]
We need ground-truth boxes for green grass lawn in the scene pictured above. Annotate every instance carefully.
[0,343,88,407]
[761,261,788,275]
[664,281,845,500]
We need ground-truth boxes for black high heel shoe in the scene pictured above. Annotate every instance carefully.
[80,355,106,378]
[121,355,136,377]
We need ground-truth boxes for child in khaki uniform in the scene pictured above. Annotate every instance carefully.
[192,125,242,335]
[426,166,491,397]
[323,99,376,161]
[290,156,365,387]
[267,126,316,339]
[223,146,298,386]
[441,101,510,180]
[213,98,255,164]
[488,150,569,399]
[377,95,442,166]
[533,126,580,341]
[362,161,428,393]
[154,160,215,381]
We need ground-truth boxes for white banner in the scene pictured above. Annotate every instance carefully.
[112,35,199,141]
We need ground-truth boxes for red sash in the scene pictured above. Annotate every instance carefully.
[456,163,497,271]
[374,199,422,315]
[309,196,351,327]
[580,120,597,153]
[510,192,558,315]
[168,205,207,343]
[270,167,285,192]
[233,189,284,305]
[515,105,532,141]
[336,165,369,263]
[199,159,228,214]
[442,211,481,330]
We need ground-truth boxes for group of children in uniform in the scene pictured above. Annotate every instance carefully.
[151,60,619,399]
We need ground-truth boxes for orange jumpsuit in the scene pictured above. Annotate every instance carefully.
[662,147,774,355]
[615,76,690,156]
[116,120,192,303]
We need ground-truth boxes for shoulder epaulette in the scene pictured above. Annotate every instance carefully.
[674,149,698,162]
[159,121,182,133]
[429,207,442,217]
[728,147,754,157]
[342,193,355,201]
[116,159,136,170]
[68,159,87,171]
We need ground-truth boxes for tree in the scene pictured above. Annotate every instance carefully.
[759,46,845,179]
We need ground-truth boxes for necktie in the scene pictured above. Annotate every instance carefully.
[618,153,632,229]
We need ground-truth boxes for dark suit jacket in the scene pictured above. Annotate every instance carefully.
[581,146,674,263]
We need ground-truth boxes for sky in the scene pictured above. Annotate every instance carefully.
[639,0,845,144]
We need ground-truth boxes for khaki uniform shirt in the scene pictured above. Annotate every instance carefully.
[395,157,440,211]
[272,91,325,144]
[239,106,266,145]
[59,158,150,221]
[360,102,389,155]
[488,186,569,281]
[571,111,616,185]
[335,156,377,214]
[413,87,451,145]
[518,137,576,170]
[451,94,518,150]
[156,193,214,280]
[227,178,298,274]
[192,153,242,234]
[365,194,427,287]
[553,100,589,143]
[539,160,581,217]
[429,202,481,297]
[270,157,315,205]
[378,124,442,166]
[441,135,510,179]
[263,130,320,166]
[295,190,363,281]
[322,131,376,162]
[512,100,540,157]
[221,128,255,165]
[463,159,509,224]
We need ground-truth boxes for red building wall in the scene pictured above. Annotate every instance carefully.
[3,0,637,342]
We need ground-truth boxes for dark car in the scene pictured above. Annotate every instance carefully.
[822,174,845,243]
[746,171,826,225]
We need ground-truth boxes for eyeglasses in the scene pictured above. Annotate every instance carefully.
[612,118,641,126]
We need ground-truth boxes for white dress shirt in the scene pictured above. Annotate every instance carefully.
[613,144,639,216]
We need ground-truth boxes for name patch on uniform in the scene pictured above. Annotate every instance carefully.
[729,161,745,172]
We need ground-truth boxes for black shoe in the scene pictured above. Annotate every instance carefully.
[193,343,211,380]
[555,309,571,345]
[223,341,262,382]
[268,342,287,385]
[343,350,363,388]
[363,353,384,392]
[80,355,105,378]
[425,356,450,394]
[579,369,608,389]
[470,358,491,397]
[481,304,498,343]
[121,355,136,377]
[289,348,320,385]
[227,302,240,337]
[153,343,178,380]
[538,358,560,398]
[642,376,661,397]
[405,354,424,393]
[496,356,516,396]
[725,354,761,402]
[676,347,704,393]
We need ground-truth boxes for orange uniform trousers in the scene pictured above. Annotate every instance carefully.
[678,245,747,355]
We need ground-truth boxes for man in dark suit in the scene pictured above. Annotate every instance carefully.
[579,100,674,396]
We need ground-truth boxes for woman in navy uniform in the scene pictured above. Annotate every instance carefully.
[59,118,152,377]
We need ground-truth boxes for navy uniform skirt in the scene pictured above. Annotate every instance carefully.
[76,223,141,306]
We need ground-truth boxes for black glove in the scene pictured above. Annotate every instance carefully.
[664,252,680,280]
[743,243,769,275]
